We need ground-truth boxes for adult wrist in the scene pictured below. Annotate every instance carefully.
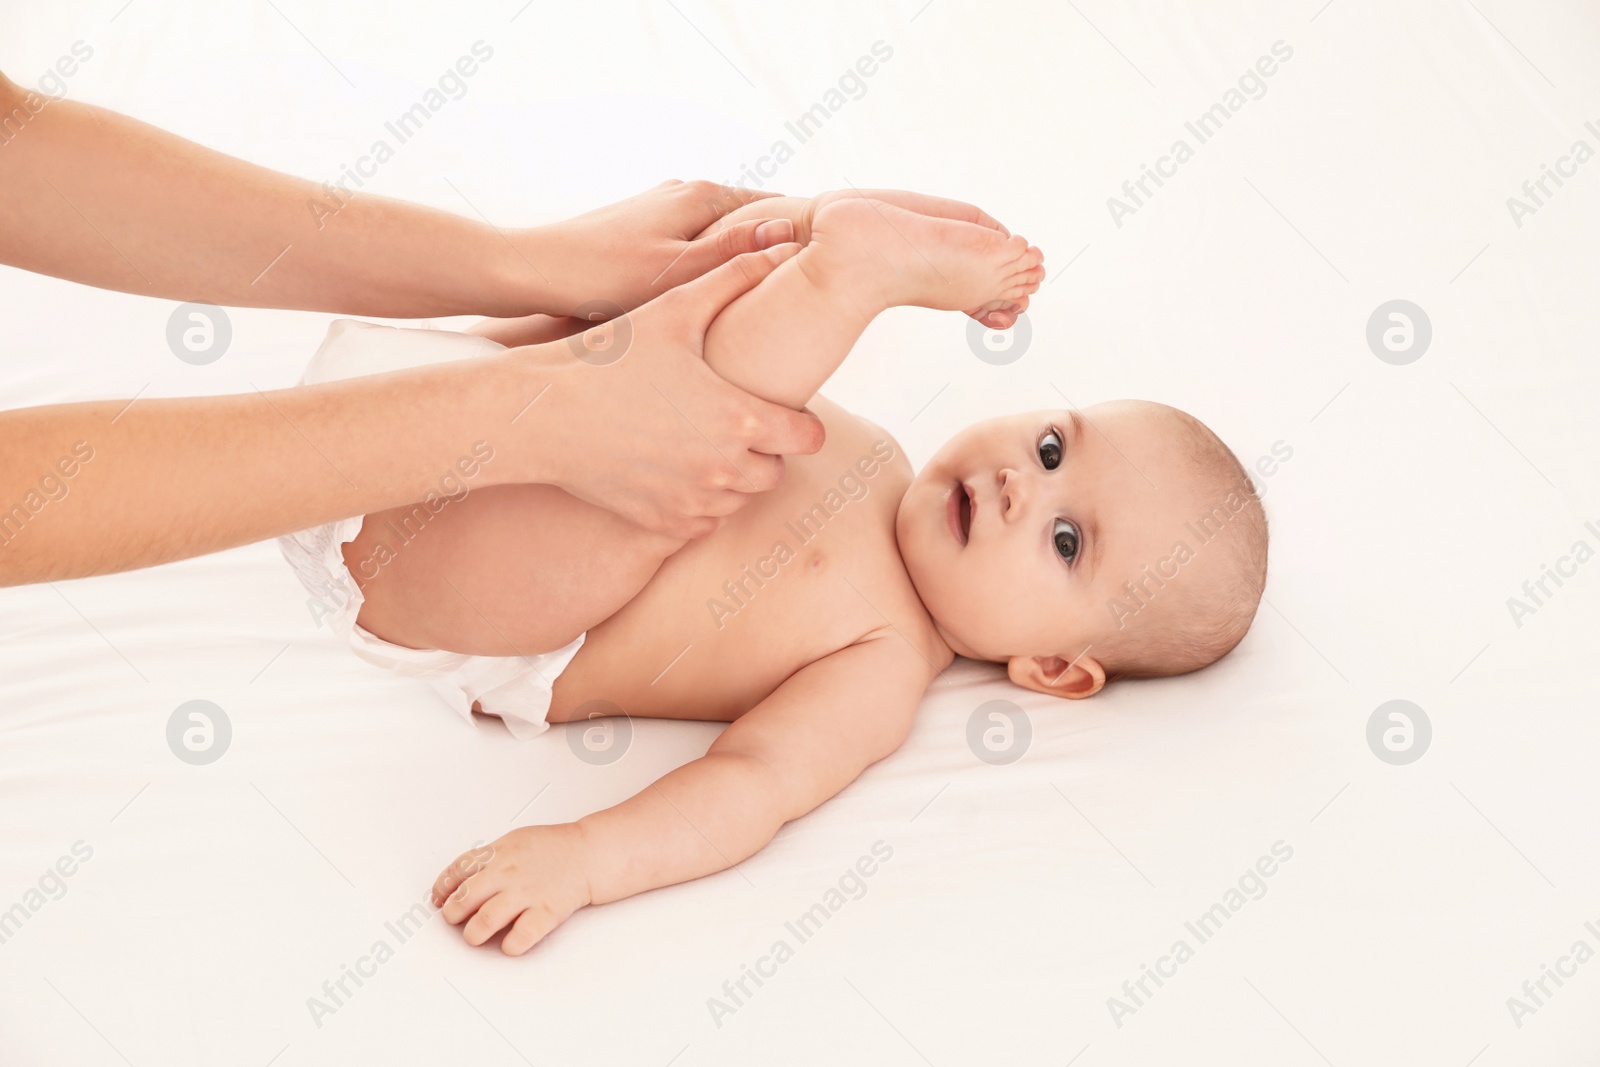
[464,225,548,318]
[493,224,587,319]
[472,339,576,489]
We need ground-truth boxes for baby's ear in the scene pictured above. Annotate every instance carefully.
[1007,653,1105,700]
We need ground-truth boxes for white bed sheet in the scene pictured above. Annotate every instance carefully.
[3,1,1599,1064]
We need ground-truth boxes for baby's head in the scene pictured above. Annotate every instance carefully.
[895,400,1268,698]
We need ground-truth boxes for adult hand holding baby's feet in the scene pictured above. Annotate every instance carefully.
[432,824,593,956]
[520,179,799,316]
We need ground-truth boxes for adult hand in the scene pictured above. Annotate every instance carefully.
[520,180,797,318]
[521,242,825,539]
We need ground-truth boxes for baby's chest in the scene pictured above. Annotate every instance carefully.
[554,481,905,721]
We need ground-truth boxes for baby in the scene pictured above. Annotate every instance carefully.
[281,190,1268,955]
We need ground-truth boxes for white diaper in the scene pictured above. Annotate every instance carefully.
[277,319,585,740]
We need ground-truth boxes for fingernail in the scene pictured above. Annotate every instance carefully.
[755,219,794,249]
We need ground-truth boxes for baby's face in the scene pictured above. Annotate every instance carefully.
[895,401,1215,688]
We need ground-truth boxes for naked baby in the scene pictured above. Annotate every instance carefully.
[281,189,1269,955]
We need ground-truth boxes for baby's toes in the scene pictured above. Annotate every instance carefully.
[976,303,1028,327]
[1010,242,1044,275]
[462,892,526,947]
[995,233,1029,266]
[965,300,1014,325]
[1006,267,1046,297]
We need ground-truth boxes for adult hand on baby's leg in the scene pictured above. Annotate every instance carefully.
[706,189,1031,329]
[525,242,825,540]
[432,824,593,956]
[524,179,797,316]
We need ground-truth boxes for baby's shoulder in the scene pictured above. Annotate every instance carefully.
[809,396,913,493]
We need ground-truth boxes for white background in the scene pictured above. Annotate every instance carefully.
[2,1,1598,1064]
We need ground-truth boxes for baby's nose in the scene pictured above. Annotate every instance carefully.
[998,468,1030,520]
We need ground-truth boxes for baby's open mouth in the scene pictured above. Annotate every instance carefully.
[946,480,973,546]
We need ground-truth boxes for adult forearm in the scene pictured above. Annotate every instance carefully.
[576,753,786,905]
[0,355,550,586]
[0,76,545,317]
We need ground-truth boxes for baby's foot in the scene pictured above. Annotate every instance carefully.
[801,195,1044,327]
[798,188,1011,242]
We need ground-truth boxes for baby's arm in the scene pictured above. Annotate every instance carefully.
[431,637,932,955]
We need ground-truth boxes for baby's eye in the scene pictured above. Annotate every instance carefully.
[1053,518,1080,563]
[1038,429,1063,470]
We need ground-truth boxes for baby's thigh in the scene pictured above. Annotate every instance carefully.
[346,484,679,657]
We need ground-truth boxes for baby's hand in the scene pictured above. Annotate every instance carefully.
[431,824,592,956]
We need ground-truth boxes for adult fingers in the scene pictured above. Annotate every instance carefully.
[678,179,783,219]
[741,400,826,458]
[659,218,796,289]
[660,243,801,339]
[730,451,787,495]
[619,494,730,541]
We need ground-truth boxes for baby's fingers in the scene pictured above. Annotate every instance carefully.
[501,903,567,956]
[463,892,527,947]
[431,845,492,906]
[439,870,501,925]
[431,865,468,908]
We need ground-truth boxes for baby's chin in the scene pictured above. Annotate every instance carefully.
[895,483,990,658]
[902,563,999,661]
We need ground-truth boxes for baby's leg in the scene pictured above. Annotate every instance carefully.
[346,481,675,656]
[702,195,1042,408]
[464,191,1016,352]
[348,196,1041,657]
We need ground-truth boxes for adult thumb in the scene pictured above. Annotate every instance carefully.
[663,218,797,288]
[667,242,801,340]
